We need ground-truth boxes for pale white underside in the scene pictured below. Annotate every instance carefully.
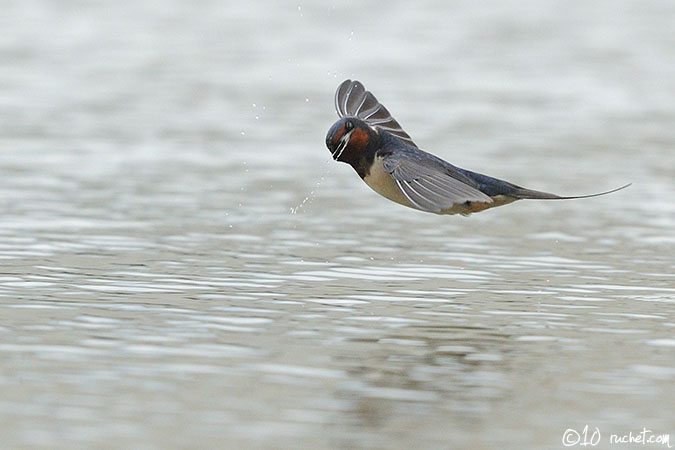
[363,155,413,208]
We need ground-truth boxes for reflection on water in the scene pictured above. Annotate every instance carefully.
[1,0,674,449]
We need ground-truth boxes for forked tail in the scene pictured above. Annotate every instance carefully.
[511,183,632,200]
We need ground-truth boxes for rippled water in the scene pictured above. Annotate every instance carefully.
[1,0,674,449]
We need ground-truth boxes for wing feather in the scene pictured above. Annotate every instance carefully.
[394,179,427,210]
[383,153,493,213]
[361,104,383,120]
[335,81,351,116]
[334,79,418,148]
[345,82,366,114]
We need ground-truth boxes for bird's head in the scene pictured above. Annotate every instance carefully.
[325,117,376,164]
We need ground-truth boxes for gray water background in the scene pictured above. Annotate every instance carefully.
[1,0,674,449]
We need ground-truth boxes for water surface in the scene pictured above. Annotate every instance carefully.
[1,0,674,449]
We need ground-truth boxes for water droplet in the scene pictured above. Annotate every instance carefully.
[241,131,245,136]
[305,97,310,102]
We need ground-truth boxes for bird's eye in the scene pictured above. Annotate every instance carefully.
[344,121,354,132]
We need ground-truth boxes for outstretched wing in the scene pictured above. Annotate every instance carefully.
[335,79,418,148]
[382,151,493,213]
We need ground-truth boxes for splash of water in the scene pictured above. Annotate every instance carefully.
[290,160,332,214]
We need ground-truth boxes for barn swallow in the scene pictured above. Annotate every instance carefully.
[326,79,630,215]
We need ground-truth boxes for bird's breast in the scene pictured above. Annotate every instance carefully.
[362,156,414,208]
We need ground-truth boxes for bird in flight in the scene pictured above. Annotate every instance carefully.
[325,79,630,215]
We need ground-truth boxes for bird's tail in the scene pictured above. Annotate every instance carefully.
[511,183,632,200]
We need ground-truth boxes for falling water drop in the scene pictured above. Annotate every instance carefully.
[290,169,330,215]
